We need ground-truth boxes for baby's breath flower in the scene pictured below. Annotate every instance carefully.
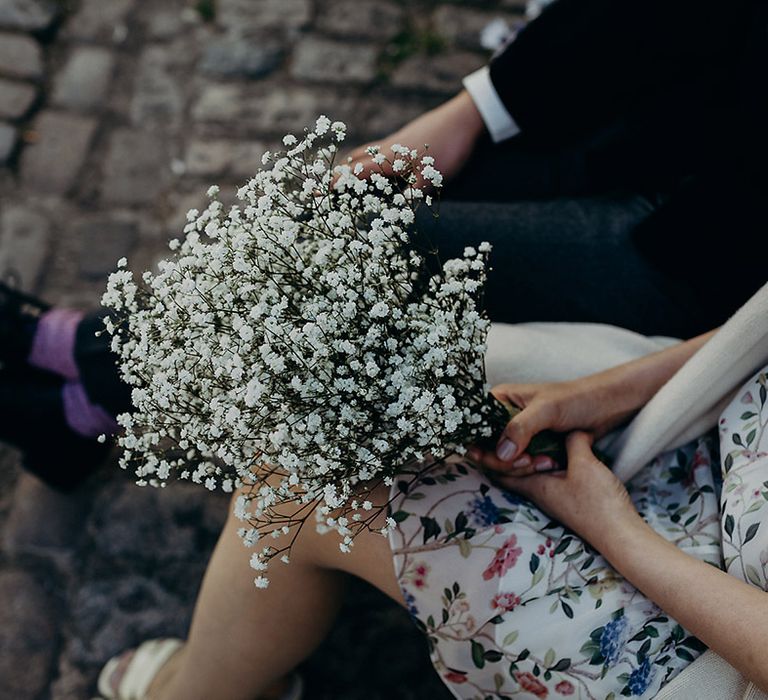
[105,118,494,589]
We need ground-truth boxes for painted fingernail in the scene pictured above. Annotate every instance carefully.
[512,455,531,468]
[496,438,517,461]
[535,459,556,472]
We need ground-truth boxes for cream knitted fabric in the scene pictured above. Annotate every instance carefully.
[610,281,768,482]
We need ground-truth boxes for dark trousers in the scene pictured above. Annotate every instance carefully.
[420,136,752,339]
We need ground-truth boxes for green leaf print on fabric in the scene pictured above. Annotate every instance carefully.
[388,427,725,699]
[719,368,768,592]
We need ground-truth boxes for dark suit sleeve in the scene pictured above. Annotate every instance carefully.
[489,0,748,142]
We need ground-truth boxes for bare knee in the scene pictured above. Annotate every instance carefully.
[226,478,396,588]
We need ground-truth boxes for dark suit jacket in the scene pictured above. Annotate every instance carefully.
[488,0,768,317]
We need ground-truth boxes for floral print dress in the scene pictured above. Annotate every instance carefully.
[388,366,768,700]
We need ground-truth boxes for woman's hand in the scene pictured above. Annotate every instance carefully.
[472,374,637,474]
[499,432,768,693]
[494,432,640,545]
[345,90,485,185]
[472,329,718,474]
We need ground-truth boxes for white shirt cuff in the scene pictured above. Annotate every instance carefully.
[462,66,520,143]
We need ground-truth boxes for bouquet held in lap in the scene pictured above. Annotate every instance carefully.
[104,116,526,583]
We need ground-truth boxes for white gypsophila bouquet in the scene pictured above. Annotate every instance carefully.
[102,116,511,586]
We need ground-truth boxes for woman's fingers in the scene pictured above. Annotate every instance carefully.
[471,449,531,474]
[530,454,558,472]
[495,399,557,463]
[565,430,595,462]
[494,468,566,502]
[467,448,549,477]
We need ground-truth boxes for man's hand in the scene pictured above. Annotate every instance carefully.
[345,90,485,185]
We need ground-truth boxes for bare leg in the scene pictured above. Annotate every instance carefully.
[146,481,402,700]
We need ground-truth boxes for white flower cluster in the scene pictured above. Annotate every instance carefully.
[103,117,495,586]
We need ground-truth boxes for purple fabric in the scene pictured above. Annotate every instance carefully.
[28,308,85,380]
[62,381,118,438]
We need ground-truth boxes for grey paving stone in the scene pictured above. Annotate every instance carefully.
[230,145,272,179]
[184,138,234,176]
[51,46,115,111]
[501,0,529,9]
[190,83,242,123]
[317,0,403,41]
[292,37,378,85]
[142,6,185,40]
[1,472,90,556]
[192,84,358,136]
[0,570,57,700]
[101,128,169,204]
[0,0,57,32]
[130,46,184,128]
[218,0,311,32]
[20,111,97,195]
[67,575,189,667]
[0,121,15,164]
[62,0,134,43]
[167,189,213,233]
[199,35,282,79]
[432,5,521,50]
[0,205,51,290]
[390,51,484,94]
[88,482,218,563]
[49,657,92,700]
[76,218,139,279]
[360,97,440,141]
[184,138,268,177]
[0,32,43,80]
[0,77,36,119]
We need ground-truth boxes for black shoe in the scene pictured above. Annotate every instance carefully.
[0,275,50,367]
[0,365,111,492]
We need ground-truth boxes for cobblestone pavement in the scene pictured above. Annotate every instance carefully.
[0,1,527,697]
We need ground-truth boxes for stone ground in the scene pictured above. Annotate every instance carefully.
[0,0,528,697]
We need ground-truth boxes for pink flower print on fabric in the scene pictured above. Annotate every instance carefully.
[410,561,430,590]
[482,534,523,580]
[444,671,468,684]
[515,671,548,698]
[491,592,521,612]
